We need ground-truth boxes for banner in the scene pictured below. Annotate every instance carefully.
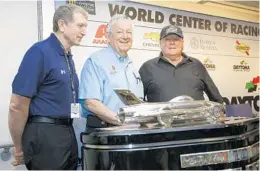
[49,1,259,112]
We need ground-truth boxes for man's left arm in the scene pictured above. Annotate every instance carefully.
[201,65,223,103]
[139,62,150,101]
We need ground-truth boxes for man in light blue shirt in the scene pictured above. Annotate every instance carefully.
[79,14,144,126]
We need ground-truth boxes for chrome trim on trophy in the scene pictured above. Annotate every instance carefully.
[114,89,226,127]
[83,128,258,150]
[92,117,258,137]
[180,142,259,168]
[221,167,242,170]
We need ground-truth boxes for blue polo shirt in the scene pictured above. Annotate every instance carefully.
[12,33,79,118]
[79,45,144,116]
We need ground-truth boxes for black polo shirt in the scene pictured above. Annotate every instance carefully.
[139,53,223,103]
[12,33,79,118]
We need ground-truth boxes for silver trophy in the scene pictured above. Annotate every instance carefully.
[114,89,225,127]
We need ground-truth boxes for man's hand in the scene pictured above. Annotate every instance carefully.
[11,147,24,166]
[85,99,121,125]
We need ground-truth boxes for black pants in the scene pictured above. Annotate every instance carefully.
[22,122,78,170]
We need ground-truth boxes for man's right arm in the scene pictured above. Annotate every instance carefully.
[10,46,44,144]
[84,99,120,125]
[79,58,121,125]
[9,44,44,166]
[8,94,30,152]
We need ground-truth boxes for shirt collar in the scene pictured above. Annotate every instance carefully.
[157,52,193,64]
[49,33,72,57]
[108,45,131,63]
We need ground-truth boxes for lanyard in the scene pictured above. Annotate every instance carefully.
[64,51,76,103]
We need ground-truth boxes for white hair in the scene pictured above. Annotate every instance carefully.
[106,14,134,35]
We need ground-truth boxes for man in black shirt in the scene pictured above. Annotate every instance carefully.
[139,25,223,103]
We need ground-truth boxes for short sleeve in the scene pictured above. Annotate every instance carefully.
[12,45,45,98]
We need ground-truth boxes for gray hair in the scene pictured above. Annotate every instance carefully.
[53,4,88,32]
[106,14,133,35]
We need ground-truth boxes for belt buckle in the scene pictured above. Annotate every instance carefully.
[63,118,70,125]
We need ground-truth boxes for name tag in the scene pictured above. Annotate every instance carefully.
[71,103,81,118]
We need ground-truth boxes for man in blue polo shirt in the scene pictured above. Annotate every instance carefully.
[8,4,88,170]
[79,14,143,129]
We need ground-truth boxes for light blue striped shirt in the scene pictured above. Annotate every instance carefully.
[79,45,144,116]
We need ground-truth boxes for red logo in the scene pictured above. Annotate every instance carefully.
[245,76,259,92]
[93,24,108,44]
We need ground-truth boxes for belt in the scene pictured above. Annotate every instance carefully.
[28,116,73,126]
[86,115,113,128]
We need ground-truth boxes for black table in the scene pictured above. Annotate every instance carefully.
[81,117,259,170]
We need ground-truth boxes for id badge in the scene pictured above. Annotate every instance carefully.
[71,103,81,118]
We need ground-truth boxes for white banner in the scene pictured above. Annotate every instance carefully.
[43,0,259,113]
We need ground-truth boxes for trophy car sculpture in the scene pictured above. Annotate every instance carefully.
[114,89,226,127]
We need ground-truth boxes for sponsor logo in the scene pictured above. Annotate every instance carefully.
[233,60,250,72]
[223,95,259,112]
[245,76,259,92]
[223,76,259,112]
[203,57,216,71]
[165,27,177,34]
[190,37,218,51]
[235,40,250,56]
[109,65,119,74]
[93,24,108,44]
[142,32,160,48]
[190,37,199,49]
[60,69,66,74]
[67,0,96,15]
[144,32,160,42]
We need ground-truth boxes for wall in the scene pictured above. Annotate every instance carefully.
[0,1,38,169]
